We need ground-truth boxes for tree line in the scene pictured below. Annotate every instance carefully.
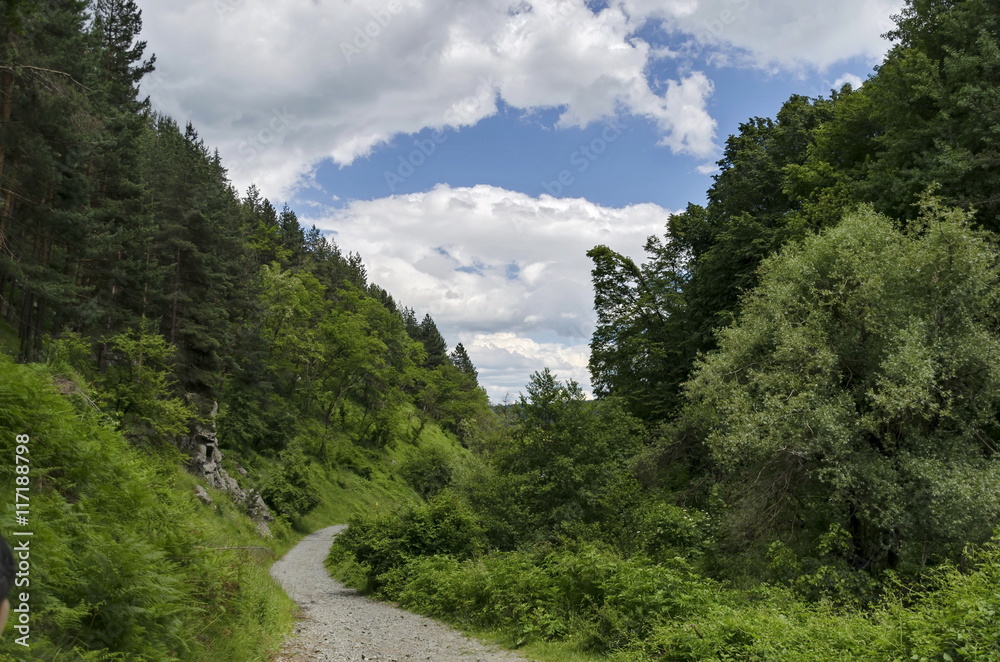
[332,1,1000,659]
[0,0,490,473]
[588,0,1000,574]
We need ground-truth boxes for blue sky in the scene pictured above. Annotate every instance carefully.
[296,55,877,212]
[139,0,902,401]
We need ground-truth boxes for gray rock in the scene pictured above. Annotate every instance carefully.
[194,485,213,506]
[179,402,273,537]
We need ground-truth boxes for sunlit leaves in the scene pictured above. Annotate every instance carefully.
[686,203,1000,567]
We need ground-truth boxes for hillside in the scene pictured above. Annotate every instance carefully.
[0,1,495,659]
[3,0,1000,661]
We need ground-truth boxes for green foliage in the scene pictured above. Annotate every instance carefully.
[629,501,715,565]
[894,539,1000,661]
[367,543,712,654]
[400,445,454,499]
[0,354,294,661]
[415,363,491,438]
[766,525,880,607]
[684,203,1000,571]
[449,343,478,381]
[260,444,320,520]
[465,370,645,547]
[587,237,692,420]
[637,539,1000,661]
[330,492,485,591]
[99,327,196,442]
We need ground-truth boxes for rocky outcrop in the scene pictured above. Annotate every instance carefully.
[180,404,274,538]
[194,485,213,506]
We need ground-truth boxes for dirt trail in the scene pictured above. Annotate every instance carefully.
[270,525,530,662]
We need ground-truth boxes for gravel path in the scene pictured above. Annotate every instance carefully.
[270,525,531,662]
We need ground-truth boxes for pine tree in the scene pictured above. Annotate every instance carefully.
[450,342,478,382]
[416,313,448,368]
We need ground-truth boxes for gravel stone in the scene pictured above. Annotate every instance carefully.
[271,525,531,662]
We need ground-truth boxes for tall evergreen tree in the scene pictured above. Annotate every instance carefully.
[450,342,478,381]
[415,313,448,369]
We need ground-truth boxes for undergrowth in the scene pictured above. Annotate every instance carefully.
[0,355,295,661]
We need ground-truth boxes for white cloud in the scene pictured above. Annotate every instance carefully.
[308,184,675,400]
[467,332,592,402]
[137,0,902,200]
[621,0,904,70]
[139,0,720,198]
[832,72,866,90]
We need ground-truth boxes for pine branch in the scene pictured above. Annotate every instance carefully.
[0,64,94,92]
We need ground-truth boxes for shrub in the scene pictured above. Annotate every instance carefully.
[372,541,712,654]
[260,445,320,519]
[0,355,293,661]
[330,491,485,590]
[400,446,453,499]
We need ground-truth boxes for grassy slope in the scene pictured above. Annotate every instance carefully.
[0,317,511,659]
[0,322,474,661]
[0,354,295,660]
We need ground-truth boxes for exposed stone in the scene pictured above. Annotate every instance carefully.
[194,485,213,506]
[179,402,274,537]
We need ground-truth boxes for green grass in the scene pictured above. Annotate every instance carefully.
[469,628,605,662]
[296,405,477,532]
[0,356,298,661]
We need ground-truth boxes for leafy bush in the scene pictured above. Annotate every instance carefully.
[894,539,1000,661]
[330,491,485,590]
[260,445,320,519]
[399,446,453,499]
[365,542,712,654]
[631,501,715,564]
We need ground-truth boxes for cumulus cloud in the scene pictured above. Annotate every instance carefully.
[621,0,904,70]
[307,184,674,400]
[832,72,866,90]
[137,0,901,199]
[139,0,720,198]
[468,333,592,402]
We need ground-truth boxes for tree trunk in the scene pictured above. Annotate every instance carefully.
[170,245,180,344]
[32,297,45,361]
[17,289,33,362]
[0,270,8,318]
[0,66,14,255]
[4,276,16,322]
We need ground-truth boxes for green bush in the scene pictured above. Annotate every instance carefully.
[260,445,320,519]
[330,491,485,590]
[645,585,895,662]
[399,446,454,499]
[632,501,714,563]
[371,542,712,654]
[894,539,1000,661]
[0,354,294,661]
